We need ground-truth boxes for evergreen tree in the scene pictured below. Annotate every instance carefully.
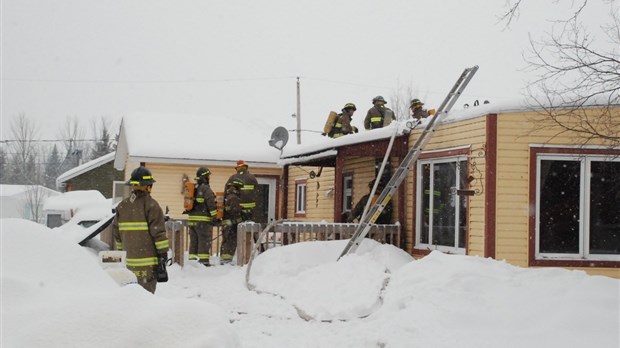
[0,147,7,184]
[91,121,113,160]
[44,144,62,189]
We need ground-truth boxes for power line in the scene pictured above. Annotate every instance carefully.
[0,139,98,144]
[0,76,297,84]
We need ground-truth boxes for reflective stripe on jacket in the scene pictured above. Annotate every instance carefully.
[112,190,169,267]
[187,182,217,225]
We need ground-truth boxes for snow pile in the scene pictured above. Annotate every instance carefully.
[2,217,619,348]
[1,219,239,348]
[249,239,413,320]
[44,190,114,244]
[372,251,620,347]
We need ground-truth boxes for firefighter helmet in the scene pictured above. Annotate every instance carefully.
[127,166,155,186]
[372,96,387,104]
[195,167,211,180]
[342,103,357,111]
[235,160,248,169]
[410,98,424,107]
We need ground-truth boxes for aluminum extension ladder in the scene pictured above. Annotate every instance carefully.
[338,65,479,259]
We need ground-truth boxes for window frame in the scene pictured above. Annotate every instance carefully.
[294,179,307,217]
[415,154,469,255]
[342,173,353,213]
[531,149,620,266]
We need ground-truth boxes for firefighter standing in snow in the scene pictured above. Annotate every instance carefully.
[225,160,258,221]
[364,96,395,130]
[185,167,218,266]
[327,103,359,138]
[221,182,243,264]
[112,166,169,293]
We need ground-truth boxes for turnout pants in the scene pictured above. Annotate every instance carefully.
[189,222,213,266]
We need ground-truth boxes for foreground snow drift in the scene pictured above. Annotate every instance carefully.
[2,217,619,348]
[1,219,239,348]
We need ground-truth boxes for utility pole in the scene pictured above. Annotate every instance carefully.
[296,76,301,145]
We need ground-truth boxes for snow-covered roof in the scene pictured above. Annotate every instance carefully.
[280,98,620,161]
[42,190,108,212]
[280,122,411,162]
[114,112,282,170]
[56,152,116,186]
[0,185,59,198]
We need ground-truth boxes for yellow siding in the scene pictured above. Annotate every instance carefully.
[287,166,335,222]
[495,108,619,278]
[142,163,281,220]
[406,116,488,256]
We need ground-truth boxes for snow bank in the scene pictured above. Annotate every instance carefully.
[2,217,618,348]
[372,251,620,348]
[249,239,413,321]
[1,218,239,348]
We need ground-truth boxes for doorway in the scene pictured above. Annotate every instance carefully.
[255,177,277,223]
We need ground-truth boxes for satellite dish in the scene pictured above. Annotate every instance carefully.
[268,126,289,150]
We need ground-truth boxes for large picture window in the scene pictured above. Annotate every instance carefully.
[416,157,468,253]
[536,155,620,261]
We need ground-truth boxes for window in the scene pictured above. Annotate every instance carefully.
[535,154,619,262]
[342,174,353,213]
[416,157,468,253]
[295,180,307,216]
[112,181,130,206]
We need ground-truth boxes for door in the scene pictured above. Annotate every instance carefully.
[255,177,276,223]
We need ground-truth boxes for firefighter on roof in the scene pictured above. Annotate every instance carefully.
[328,103,359,138]
[112,166,169,293]
[185,167,218,266]
[364,96,396,130]
[410,98,435,120]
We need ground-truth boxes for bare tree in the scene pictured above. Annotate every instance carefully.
[7,113,40,184]
[23,184,52,223]
[390,81,424,121]
[57,115,88,171]
[501,1,620,147]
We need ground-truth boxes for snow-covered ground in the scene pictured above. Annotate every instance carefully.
[2,218,619,348]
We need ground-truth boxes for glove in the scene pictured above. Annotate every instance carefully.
[156,253,169,283]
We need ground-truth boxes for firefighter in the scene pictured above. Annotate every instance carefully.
[225,160,258,222]
[328,103,359,138]
[185,167,218,266]
[347,179,393,224]
[220,181,243,264]
[410,98,434,120]
[364,96,395,130]
[112,166,169,293]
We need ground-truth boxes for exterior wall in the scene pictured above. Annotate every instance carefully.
[66,162,125,198]
[406,116,488,256]
[342,156,400,224]
[496,108,620,278]
[286,166,335,222]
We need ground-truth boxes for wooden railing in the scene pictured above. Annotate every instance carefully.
[165,220,401,266]
[236,221,401,265]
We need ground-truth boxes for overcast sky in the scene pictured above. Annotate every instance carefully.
[1,0,615,142]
